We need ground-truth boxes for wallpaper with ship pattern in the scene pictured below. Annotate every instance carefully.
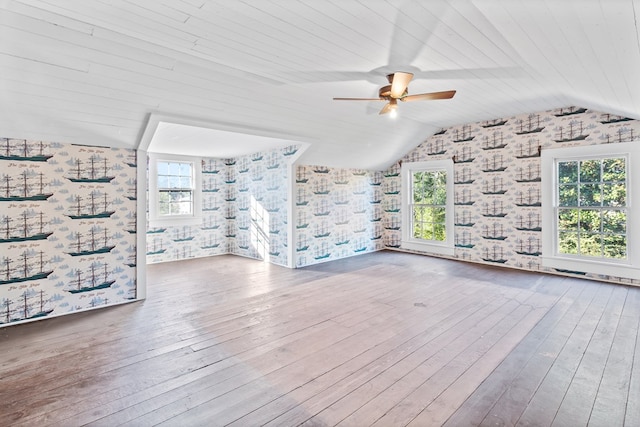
[382,107,640,285]
[0,138,137,326]
[294,166,385,266]
[146,145,299,267]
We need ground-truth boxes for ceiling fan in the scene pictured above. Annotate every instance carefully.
[333,72,456,116]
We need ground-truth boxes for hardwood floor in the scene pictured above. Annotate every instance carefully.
[1,251,639,426]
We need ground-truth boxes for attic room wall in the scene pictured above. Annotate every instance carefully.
[294,166,385,267]
[0,138,138,326]
[383,107,640,286]
[146,145,299,267]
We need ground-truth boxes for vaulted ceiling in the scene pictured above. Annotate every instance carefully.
[1,0,639,170]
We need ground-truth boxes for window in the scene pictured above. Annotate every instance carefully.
[557,157,626,258]
[541,142,640,279]
[149,153,202,227]
[402,160,454,255]
[157,161,195,215]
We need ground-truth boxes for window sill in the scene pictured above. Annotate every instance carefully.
[149,215,202,228]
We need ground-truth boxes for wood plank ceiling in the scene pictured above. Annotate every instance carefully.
[1,0,639,170]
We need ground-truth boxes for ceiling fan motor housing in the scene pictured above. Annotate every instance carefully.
[379,85,393,99]
[379,84,408,100]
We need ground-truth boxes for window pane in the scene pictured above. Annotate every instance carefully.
[420,226,434,240]
[602,210,626,234]
[179,162,192,176]
[558,161,578,183]
[435,171,447,186]
[168,176,181,188]
[580,233,602,257]
[559,184,578,206]
[421,207,433,221]
[602,183,626,207]
[413,187,423,203]
[175,201,192,215]
[157,175,169,188]
[158,191,171,203]
[157,162,169,175]
[167,162,180,175]
[413,207,422,223]
[421,184,435,203]
[603,158,625,182]
[433,224,446,241]
[580,159,601,182]
[180,176,192,188]
[176,191,192,202]
[579,183,601,206]
[158,201,170,215]
[433,187,447,205]
[433,207,446,223]
[558,209,578,230]
[579,209,601,233]
[558,231,578,254]
[413,222,423,239]
[603,234,627,259]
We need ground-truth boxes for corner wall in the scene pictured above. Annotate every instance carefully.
[229,148,295,267]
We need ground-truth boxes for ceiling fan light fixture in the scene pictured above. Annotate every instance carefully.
[333,71,455,116]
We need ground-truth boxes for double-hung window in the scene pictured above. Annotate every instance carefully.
[148,153,202,227]
[541,141,640,279]
[401,160,454,255]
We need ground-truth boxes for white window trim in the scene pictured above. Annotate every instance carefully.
[541,141,640,279]
[401,159,455,256]
[148,152,202,227]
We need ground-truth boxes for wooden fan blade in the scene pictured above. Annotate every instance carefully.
[402,90,456,102]
[333,97,383,101]
[390,72,413,98]
[379,103,393,115]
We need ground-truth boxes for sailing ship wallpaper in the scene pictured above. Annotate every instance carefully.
[382,107,640,285]
[146,145,299,267]
[0,138,137,326]
[294,166,385,267]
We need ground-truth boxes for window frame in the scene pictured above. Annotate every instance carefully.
[401,159,455,256]
[148,153,202,227]
[541,141,640,279]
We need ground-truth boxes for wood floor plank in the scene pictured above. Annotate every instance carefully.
[347,289,559,427]
[230,280,491,427]
[550,285,628,427]
[588,287,640,426]
[514,283,615,426]
[298,288,535,426]
[624,293,640,427]
[0,251,637,427]
[442,278,594,427]
[405,295,563,427]
[2,268,404,425]
[25,290,397,426]
[115,306,403,426]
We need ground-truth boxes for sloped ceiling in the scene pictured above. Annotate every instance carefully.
[1,0,639,170]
